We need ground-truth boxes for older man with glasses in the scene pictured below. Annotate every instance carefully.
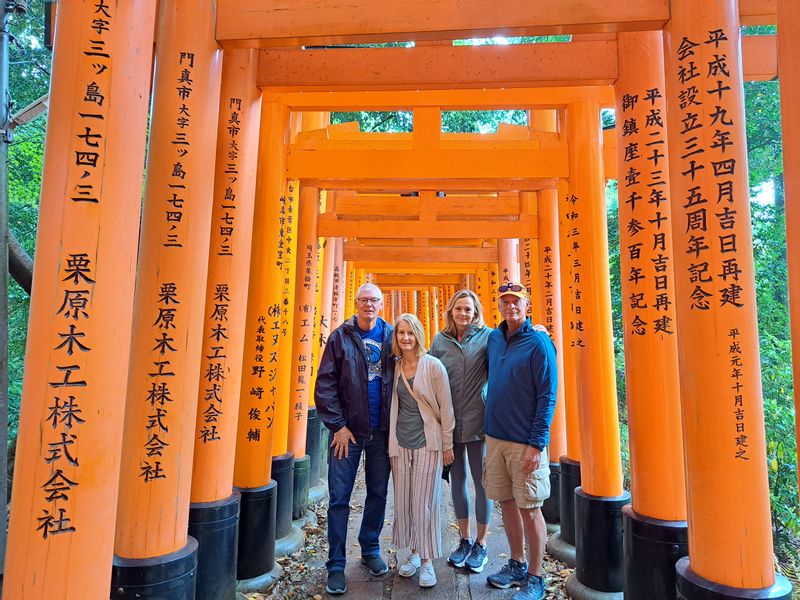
[315,282,395,595]
[483,282,558,600]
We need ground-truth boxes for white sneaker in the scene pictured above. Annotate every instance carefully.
[398,553,421,578]
[419,561,437,588]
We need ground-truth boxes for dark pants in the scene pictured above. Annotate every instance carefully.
[326,430,391,573]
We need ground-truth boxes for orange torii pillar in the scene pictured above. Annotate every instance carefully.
[233,101,289,585]
[2,4,156,597]
[488,262,501,326]
[112,1,221,596]
[537,188,568,529]
[271,172,300,541]
[420,290,431,346]
[778,0,800,506]
[547,180,584,567]
[475,267,491,320]
[186,48,261,599]
[286,185,320,520]
[615,31,689,600]
[664,4,793,598]
[345,262,356,319]
[498,238,521,284]
[563,100,629,597]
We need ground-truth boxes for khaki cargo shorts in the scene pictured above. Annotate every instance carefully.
[483,435,551,509]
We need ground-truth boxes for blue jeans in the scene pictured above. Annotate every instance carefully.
[326,430,390,573]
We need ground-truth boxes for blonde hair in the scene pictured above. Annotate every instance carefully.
[392,313,427,357]
[443,289,485,336]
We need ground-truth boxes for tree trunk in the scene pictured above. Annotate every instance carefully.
[7,225,32,295]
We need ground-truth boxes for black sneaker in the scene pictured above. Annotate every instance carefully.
[361,555,389,576]
[465,541,488,573]
[514,574,545,600]
[326,571,347,595]
[448,538,473,567]
[487,558,528,589]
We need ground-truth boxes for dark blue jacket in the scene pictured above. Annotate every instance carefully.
[485,319,558,450]
[314,316,395,440]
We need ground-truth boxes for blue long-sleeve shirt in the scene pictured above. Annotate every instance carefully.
[485,319,558,450]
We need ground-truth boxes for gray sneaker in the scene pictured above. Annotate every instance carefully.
[448,538,473,568]
[464,541,488,573]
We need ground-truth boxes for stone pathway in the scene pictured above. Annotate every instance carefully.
[248,467,574,599]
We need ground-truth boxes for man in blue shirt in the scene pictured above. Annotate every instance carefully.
[315,283,395,595]
[483,282,558,600]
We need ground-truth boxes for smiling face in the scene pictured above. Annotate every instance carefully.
[355,284,383,330]
[452,296,476,331]
[395,320,419,355]
[499,294,529,330]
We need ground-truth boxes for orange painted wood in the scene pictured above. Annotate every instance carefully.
[777,0,800,508]
[217,0,773,46]
[344,246,498,263]
[538,189,568,464]
[190,49,261,503]
[215,0,671,46]
[303,178,561,193]
[331,238,346,329]
[257,41,618,91]
[234,101,290,482]
[567,100,623,497]
[317,214,540,239]
[665,1,775,587]
[498,239,521,284]
[615,31,686,522]
[257,37,775,91]
[3,2,156,595]
[557,179,582,462]
[115,0,222,559]
[286,187,320,457]
[264,86,616,111]
[318,237,336,358]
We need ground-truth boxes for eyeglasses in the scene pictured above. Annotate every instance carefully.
[498,283,524,293]
[357,297,382,305]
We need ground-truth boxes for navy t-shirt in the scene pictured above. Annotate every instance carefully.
[356,319,384,428]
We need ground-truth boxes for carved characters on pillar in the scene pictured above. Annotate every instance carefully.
[164,51,197,249]
[671,26,751,460]
[619,86,675,338]
[542,245,556,336]
[564,193,585,349]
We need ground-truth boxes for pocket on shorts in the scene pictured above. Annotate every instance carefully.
[523,466,551,506]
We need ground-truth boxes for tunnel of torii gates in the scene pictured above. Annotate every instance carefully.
[4,1,800,600]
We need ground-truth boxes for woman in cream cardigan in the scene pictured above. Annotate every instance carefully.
[389,313,455,588]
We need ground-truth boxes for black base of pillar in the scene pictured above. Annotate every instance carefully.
[272,453,295,539]
[542,461,561,524]
[188,491,240,600]
[111,537,198,599]
[623,505,687,600]
[235,481,278,580]
[307,407,322,486]
[575,486,631,593]
[559,456,581,545]
[292,454,311,519]
[676,558,793,600]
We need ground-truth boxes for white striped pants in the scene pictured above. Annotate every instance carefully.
[390,447,443,560]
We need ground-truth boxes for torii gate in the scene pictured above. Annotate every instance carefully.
[3,2,798,600]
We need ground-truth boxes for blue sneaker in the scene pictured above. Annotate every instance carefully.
[514,574,545,600]
[487,558,528,589]
[464,542,488,573]
[448,538,473,568]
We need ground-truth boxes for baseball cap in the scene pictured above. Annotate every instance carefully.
[497,282,529,301]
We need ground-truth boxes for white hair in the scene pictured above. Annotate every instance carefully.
[355,282,383,300]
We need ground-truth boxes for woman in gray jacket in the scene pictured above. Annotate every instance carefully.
[428,289,493,573]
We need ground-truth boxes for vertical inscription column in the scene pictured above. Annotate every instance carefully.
[112,0,222,595]
[186,48,261,598]
[564,100,629,598]
[664,3,792,597]
[233,100,290,580]
[498,238,521,285]
[331,238,346,329]
[615,31,688,600]
[3,3,156,597]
